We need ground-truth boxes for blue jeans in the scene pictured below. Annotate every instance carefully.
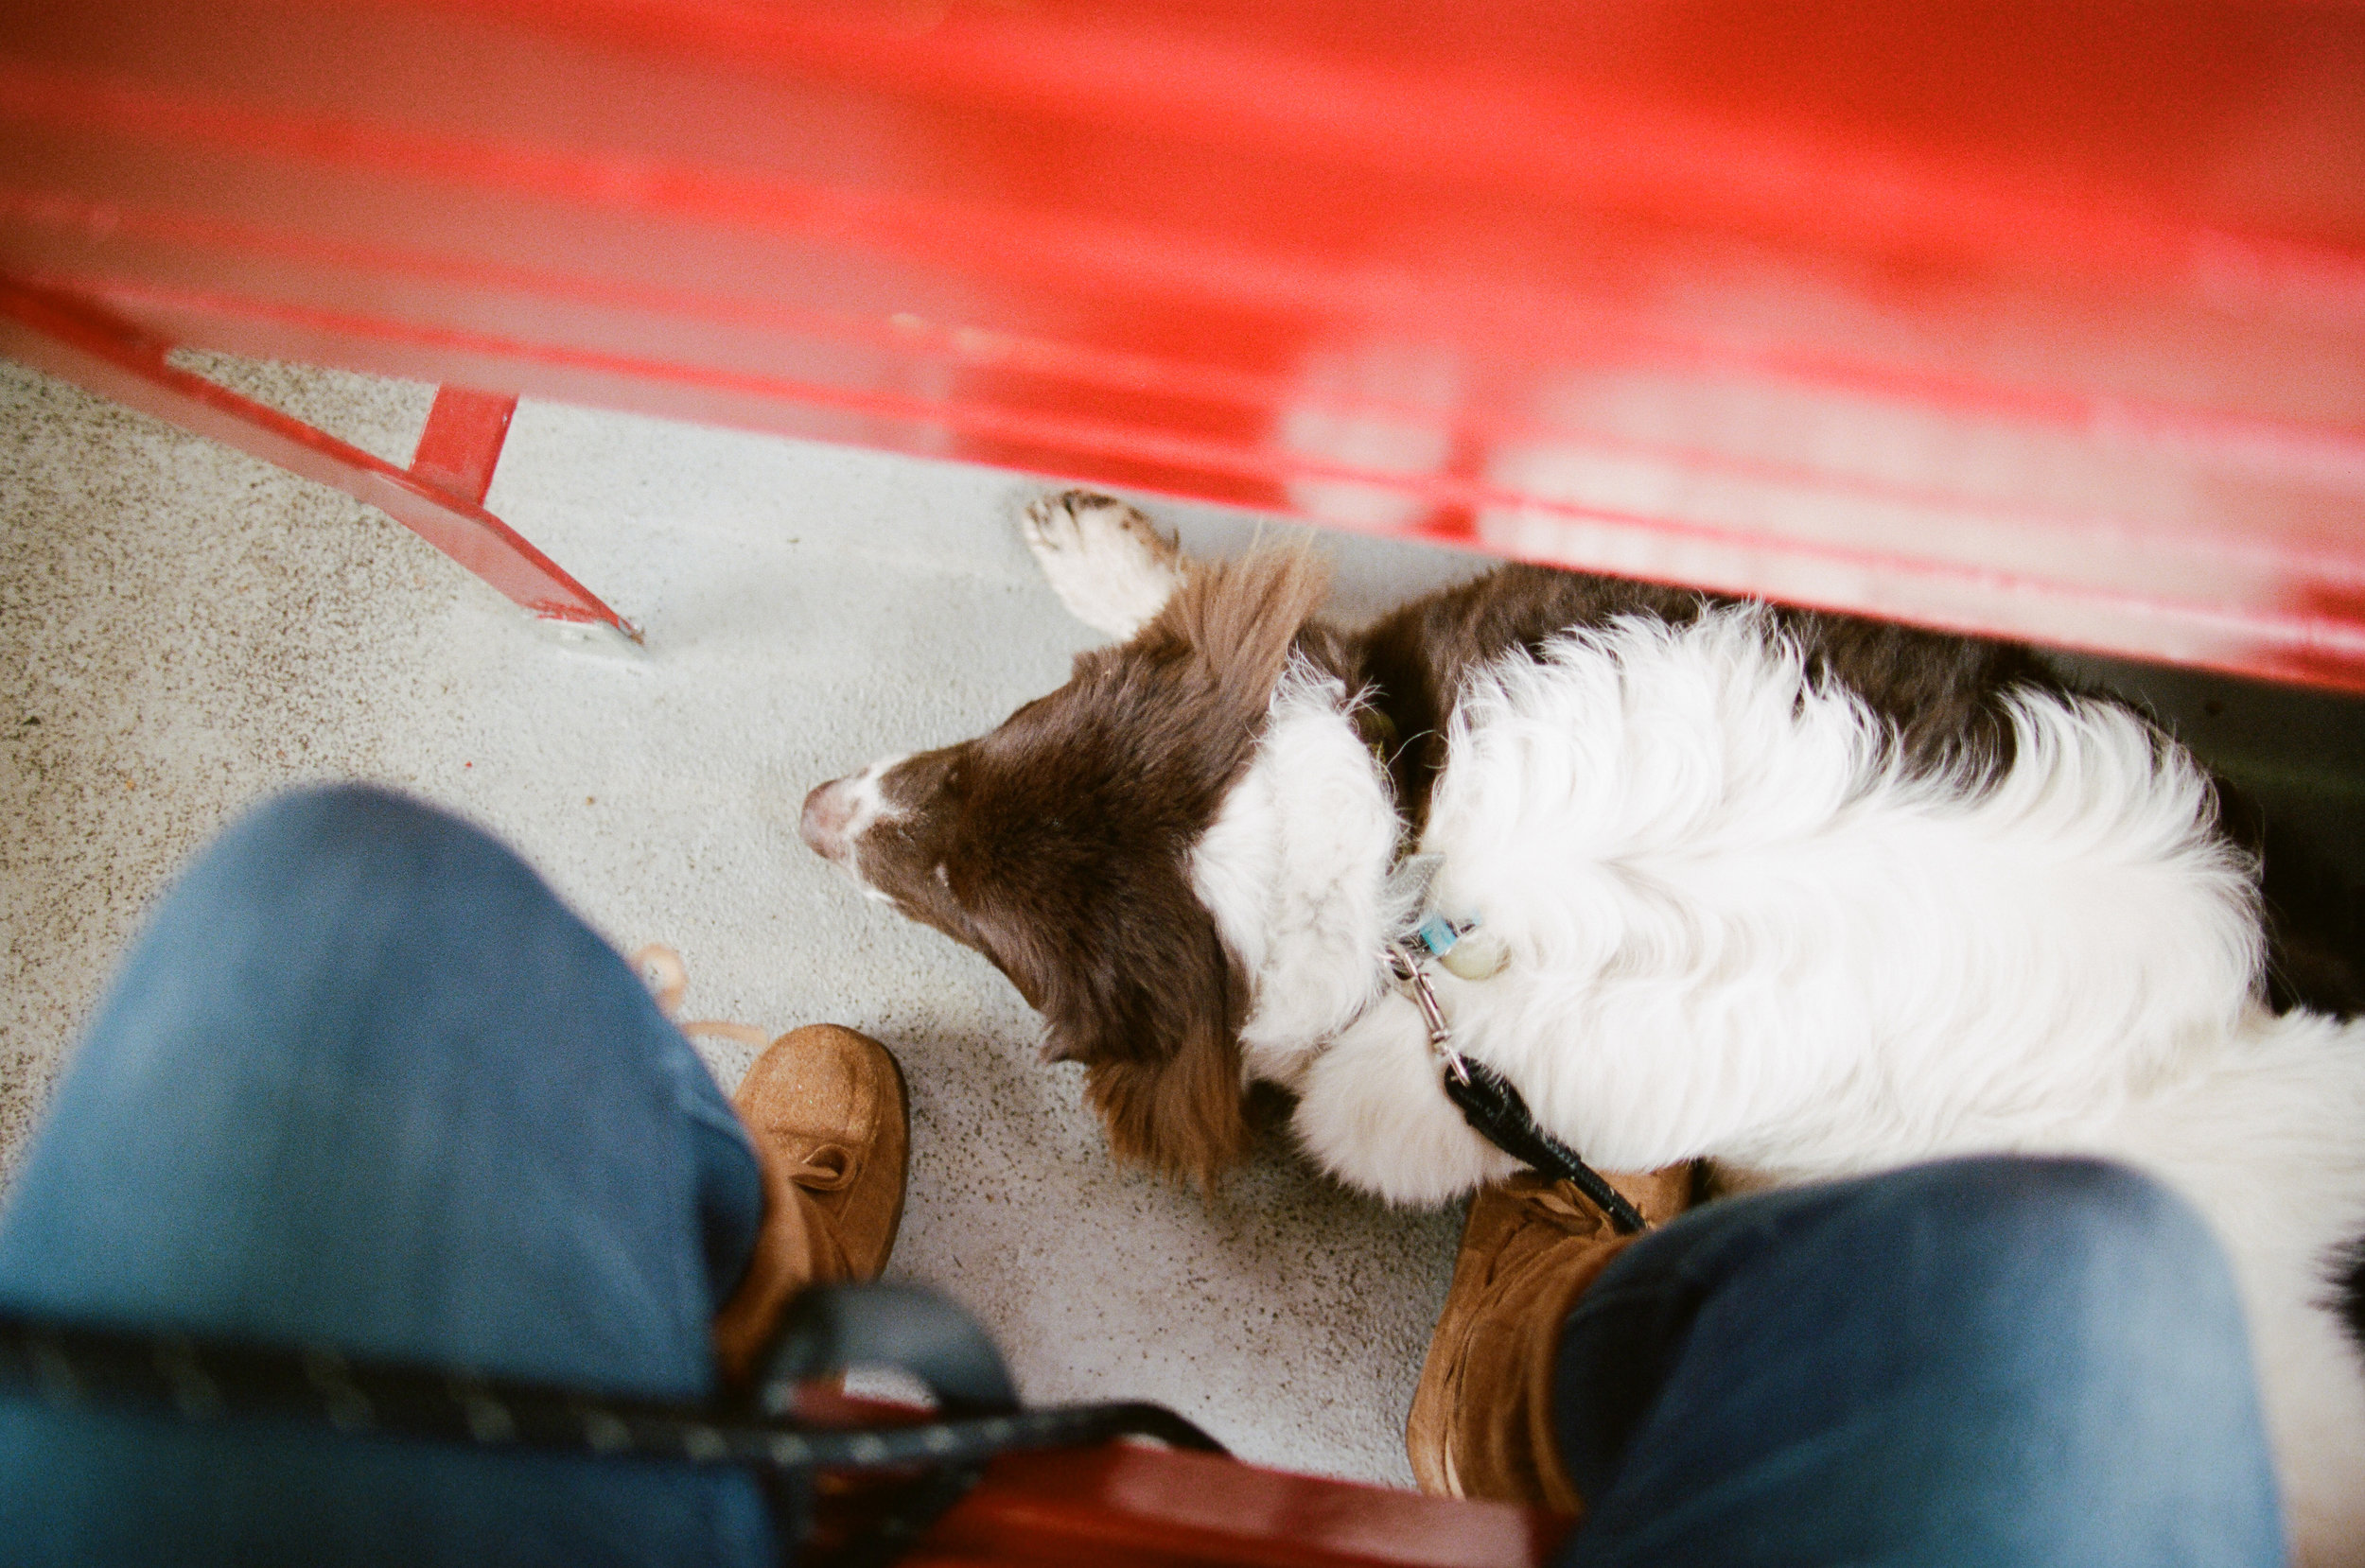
[1552,1159,2287,1567]
[0,787,2289,1565]
[0,786,777,1565]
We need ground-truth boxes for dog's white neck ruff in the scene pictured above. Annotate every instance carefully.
[1191,608,2269,1208]
[1187,668,1415,1089]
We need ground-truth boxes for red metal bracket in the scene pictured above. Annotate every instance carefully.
[409,385,517,510]
[0,278,637,639]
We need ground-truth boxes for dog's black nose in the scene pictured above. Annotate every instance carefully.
[800,779,854,861]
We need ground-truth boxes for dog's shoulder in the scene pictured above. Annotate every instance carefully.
[1771,604,2073,781]
[1353,563,2072,819]
[1362,564,1708,681]
[1351,566,1703,822]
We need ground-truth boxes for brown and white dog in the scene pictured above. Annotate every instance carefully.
[804,491,2365,1560]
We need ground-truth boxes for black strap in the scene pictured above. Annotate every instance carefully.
[752,1282,1017,1419]
[745,1282,1024,1566]
[0,1287,1222,1565]
[1442,1059,1652,1235]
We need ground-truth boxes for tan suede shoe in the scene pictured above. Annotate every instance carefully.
[1407,1165,1696,1512]
[631,947,915,1382]
[734,1024,910,1279]
[712,1024,911,1382]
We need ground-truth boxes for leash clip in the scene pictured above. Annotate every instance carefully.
[1379,944,1650,1238]
[1383,943,1471,1085]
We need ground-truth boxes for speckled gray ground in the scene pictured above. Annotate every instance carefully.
[0,356,1499,1484]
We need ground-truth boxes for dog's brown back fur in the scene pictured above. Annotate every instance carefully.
[1358,565,2062,828]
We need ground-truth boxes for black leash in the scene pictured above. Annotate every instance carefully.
[0,1285,1222,1566]
[1441,1057,1652,1235]
[1385,943,1652,1236]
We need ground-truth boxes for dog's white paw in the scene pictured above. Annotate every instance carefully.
[1022,490,1186,640]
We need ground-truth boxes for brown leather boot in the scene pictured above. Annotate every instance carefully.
[711,1024,911,1383]
[1407,1165,1695,1511]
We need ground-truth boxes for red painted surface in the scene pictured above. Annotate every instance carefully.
[0,1,2358,684]
[781,1389,1570,1567]
[410,385,517,509]
[915,1445,1569,1568]
[0,280,632,634]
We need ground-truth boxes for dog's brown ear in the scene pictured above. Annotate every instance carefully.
[1081,1027,1252,1190]
[1139,545,1330,716]
[1024,910,1252,1186]
[957,546,1323,1188]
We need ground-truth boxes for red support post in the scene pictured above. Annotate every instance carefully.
[0,278,636,639]
[409,386,517,510]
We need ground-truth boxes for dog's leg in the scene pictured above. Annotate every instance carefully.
[1022,490,1186,640]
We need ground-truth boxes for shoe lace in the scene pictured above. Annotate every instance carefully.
[633,944,770,1047]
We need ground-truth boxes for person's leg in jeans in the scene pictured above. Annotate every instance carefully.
[0,784,776,1566]
[1553,1157,2286,1568]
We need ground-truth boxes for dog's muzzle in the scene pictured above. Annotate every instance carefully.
[800,779,859,863]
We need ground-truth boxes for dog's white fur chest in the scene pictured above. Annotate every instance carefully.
[1188,673,1407,1091]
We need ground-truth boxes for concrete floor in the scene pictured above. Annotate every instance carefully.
[0,355,1497,1485]
[11,354,2365,1488]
